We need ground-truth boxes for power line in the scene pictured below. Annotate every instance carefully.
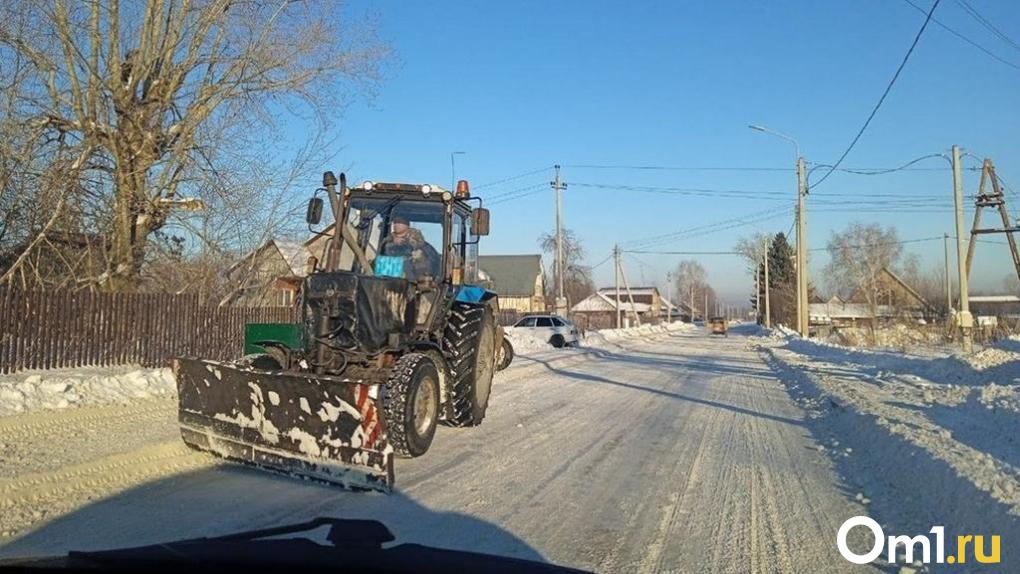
[570,182,790,200]
[562,164,793,172]
[807,153,949,176]
[901,0,1020,70]
[955,0,1020,53]
[589,253,614,271]
[485,182,548,205]
[473,166,553,190]
[811,0,942,191]
[622,206,794,249]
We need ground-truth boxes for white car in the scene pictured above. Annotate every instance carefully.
[513,314,580,348]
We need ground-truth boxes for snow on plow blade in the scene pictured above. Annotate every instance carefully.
[172,358,393,492]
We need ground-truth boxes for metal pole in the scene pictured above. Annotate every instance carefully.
[952,146,973,352]
[614,245,621,329]
[763,240,772,328]
[797,157,809,336]
[553,165,567,315]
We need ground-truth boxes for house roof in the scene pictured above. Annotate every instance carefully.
[572,292,652,313]
[598,287,660,297]
[847,267,928,307]
[227,238,312,278]
[478,255,543,297]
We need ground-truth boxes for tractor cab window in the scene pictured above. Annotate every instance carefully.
[325,197,445,281]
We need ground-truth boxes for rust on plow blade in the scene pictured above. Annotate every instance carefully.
[172,358,394,492]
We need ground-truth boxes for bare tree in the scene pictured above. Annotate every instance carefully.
[538,228,594,307]
[672,259,717,318]
[825,222,908,330]
[0,0,389,291]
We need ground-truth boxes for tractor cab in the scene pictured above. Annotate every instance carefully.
[305,179,489,287]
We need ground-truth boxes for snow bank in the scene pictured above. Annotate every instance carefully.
[0,366,175,417]
[503,327,554,354]
[582,321,693,349]
[760,331,1020,549]
[823,323,948,349]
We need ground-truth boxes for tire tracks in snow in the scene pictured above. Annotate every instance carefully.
[0,441,210,539]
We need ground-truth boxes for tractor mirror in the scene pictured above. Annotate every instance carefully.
[472,208,490,236]
[306,197,323,225]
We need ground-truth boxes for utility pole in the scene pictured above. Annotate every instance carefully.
[754,263,760,324]
[552,165,568,316]
[952,145,973,352]
[943,233,952,317]
[666,271,674,324]
[704,291,708,321]
[763,240,772,328]
[619,257,641,327]
[796,156,809,337]
[689,285,694,323]
[614,245,621,329]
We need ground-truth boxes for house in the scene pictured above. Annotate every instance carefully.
[223,239,314,306]
[478,255,546,313]
[810,268,929,327]
[571,286,671,329]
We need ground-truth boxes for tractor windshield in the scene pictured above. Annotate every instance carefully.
[318,197,445,281]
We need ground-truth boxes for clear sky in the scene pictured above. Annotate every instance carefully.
[289,0,1020,304]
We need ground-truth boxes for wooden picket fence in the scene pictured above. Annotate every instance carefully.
[0,289,296,374]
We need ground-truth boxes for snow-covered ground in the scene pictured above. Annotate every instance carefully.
[3,322,1015,571]
[0,322,872,572]
[758,329,1020,571]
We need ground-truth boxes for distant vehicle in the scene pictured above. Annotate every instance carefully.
[708,316,728,336]
[513,314,580,348]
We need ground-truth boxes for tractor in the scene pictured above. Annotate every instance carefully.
[172,172,512,492]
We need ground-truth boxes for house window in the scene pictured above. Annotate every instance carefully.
[279,289,294,307]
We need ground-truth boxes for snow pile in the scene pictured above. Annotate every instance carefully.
[826,323,947,348]
[0,366,175,417]
[503,326,554,354]
[964,346,1020,372]
[978,383,1020,414]
[582,321,693,349]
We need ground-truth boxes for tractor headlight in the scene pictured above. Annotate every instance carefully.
[361,181,374,191]
[421,184,432,195]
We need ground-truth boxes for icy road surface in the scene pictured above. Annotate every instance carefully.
[0,326,875,572]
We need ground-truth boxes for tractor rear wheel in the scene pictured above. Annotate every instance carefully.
[442,303,496,427]
[383,353,440,458]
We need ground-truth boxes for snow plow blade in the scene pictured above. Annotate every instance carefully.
[172,358,393,492]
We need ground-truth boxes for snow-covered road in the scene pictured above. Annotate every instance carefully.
[1,326,878,572]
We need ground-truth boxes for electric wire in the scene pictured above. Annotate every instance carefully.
[473,166,554,190]
[955,0,1020,53]
[901,0,1020,70]
[811,0,942,191]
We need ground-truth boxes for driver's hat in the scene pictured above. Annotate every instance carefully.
[392,215,409,226]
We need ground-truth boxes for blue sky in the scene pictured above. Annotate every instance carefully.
[289,0,1020,303]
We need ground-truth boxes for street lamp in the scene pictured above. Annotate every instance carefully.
[749,123,809,337]
[748,124,799,165]
[450,151,466,191]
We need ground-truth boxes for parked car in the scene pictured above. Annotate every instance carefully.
[513,314,580,348]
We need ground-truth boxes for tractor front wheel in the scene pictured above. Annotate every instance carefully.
[384,353,440,458]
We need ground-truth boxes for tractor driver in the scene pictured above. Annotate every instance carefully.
[379,215,441,280]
